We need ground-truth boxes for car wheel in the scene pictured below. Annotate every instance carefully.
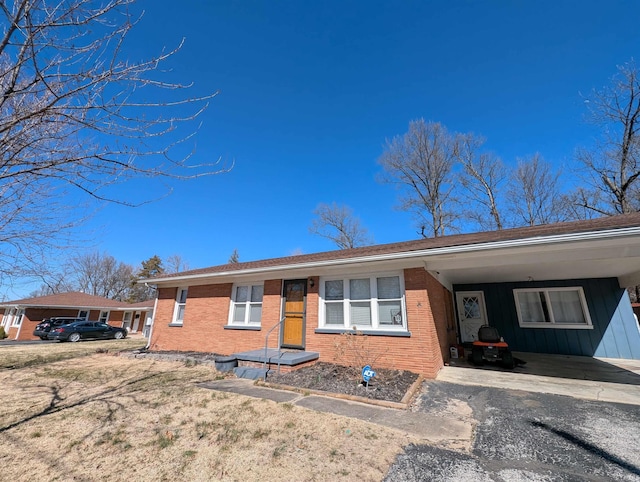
[471,346,484,366]
[68,332,81,343]
[114,331,124,340]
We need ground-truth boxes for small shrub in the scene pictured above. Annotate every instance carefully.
[333,328,387,380]
[0,326,6,339]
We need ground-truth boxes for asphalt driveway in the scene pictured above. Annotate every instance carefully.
[385,381,640,481]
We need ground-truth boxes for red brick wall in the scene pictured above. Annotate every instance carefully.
[149,268,453,378]
[150,283,280,354]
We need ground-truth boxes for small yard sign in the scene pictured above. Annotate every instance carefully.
[362,365,376,387]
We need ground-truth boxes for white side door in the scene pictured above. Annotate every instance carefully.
[456,291,488,343]
[122,311,132,332]
[132,311,141,333]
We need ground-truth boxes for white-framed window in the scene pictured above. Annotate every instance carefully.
[514,287,593,329]
[319,273,406,330]
[99,311,109,323]
[77,310,89,321]
[229,284,264,325]
[11,308,24,326]
[172,287,188,325]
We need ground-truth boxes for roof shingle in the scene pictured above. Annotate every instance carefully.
[149,212,640,281]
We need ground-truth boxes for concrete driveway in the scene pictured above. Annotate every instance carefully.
[386,380,640,481]
[439,351,640,405]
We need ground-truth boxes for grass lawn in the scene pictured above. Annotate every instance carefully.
[0,342,414,481]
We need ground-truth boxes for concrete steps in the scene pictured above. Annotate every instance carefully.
[234,366,269,380]
[231,349,320,380]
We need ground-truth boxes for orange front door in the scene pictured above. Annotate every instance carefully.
[281,280,306,348]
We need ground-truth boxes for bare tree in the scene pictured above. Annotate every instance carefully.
[309,203,373,249]
[576,60,640,215]
[0,0,227,280]
[457,134,506,230]
[165,254,190,273]
[507,154,566,226]
[28,275,74,298]
[378,119,459,237]
[69,252,134,301]
[559,188,602,221]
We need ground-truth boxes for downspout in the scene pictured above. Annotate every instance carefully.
[13,306,25,340]
[145,284,158,350]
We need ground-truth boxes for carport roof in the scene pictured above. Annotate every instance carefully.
[146,213,640,286]
[0,292,153,310]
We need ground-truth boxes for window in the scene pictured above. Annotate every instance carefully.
[229,284,263,325]
[99,311,109,323]
[11,309,24,326]
[172,288,188,325]
[319,274,406,330]
[514,287,593,329]
[77,310,89,321]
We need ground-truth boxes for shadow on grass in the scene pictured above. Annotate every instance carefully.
[529,420,640,477]
[0,369,168,434]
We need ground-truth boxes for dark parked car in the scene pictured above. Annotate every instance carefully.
[47,321,127,342]
[33,317,83,340]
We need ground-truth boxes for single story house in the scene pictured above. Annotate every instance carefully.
[0,292,155,341]
[145,213,640,378]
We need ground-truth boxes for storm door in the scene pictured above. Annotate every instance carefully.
[281,279,306,349]
[455,291,488,343]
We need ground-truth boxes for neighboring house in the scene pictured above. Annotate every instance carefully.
[0,292,154,341]
[145,214,640,378]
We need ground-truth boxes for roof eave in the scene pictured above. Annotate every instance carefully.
[145,226,640,286]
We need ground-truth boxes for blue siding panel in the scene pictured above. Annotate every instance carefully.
[454,278,640,360]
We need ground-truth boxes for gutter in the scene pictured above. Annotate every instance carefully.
[145,226,640,285]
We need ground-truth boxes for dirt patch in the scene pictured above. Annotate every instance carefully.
[267,362,420,404]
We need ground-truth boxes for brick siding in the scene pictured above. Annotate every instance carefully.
[149,267,458,378]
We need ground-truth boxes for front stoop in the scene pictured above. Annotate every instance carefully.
[233,366,269,380]
[232,349,319,380]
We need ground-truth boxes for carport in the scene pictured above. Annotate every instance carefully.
[439,351,640,405]
[422,221,640,359]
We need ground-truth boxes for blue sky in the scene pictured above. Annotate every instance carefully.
[7,0,640,297]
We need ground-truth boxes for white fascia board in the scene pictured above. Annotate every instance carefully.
[0,303,125,311]
[147,227,640,286]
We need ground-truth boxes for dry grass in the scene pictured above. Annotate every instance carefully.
[0,344,415,481]
[0,338,147,369]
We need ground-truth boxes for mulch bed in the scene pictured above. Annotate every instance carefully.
[267,362,420,403]
[128,350,420,404]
